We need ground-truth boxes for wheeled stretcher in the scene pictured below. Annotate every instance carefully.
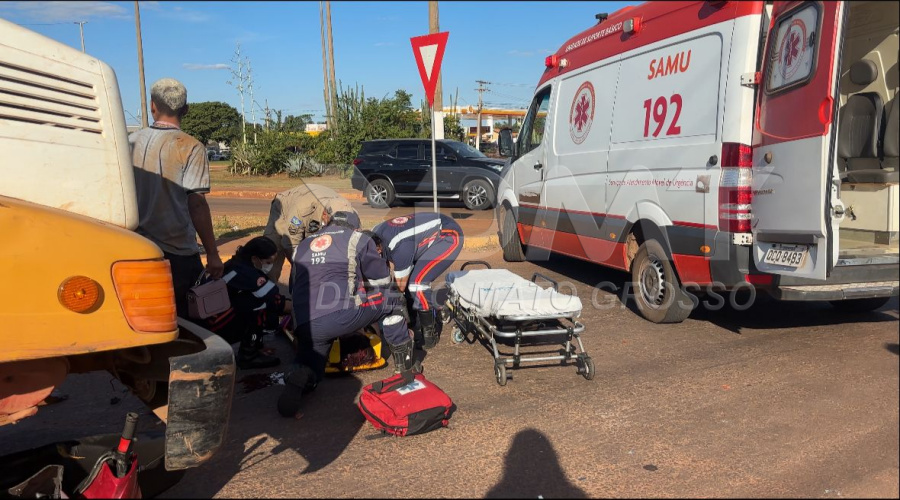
[442,261,593,386]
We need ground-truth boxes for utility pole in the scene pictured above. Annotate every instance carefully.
[227,43,248,144]
[325,1,338,133]
[74,21,87,53]
[428,1,444,139]
[134,3,148,128]
[265,98,271,131]
[319,1,332,130]
[475,80,489,150]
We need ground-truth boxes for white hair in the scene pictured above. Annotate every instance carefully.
[150,78,187,114]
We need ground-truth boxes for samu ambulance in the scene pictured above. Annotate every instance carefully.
[496,1,898,323]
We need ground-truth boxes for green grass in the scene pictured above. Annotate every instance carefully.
[209,169,353,192]
[213,214,268,241]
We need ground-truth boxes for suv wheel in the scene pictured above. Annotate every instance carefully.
[366,179,394,208]
[462,179,494,211]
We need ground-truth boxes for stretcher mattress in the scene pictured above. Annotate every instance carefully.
[446,269,582,319]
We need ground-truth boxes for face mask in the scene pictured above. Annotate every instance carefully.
[261,263,274,274]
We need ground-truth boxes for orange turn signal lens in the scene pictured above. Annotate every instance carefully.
[58,276,101,313]
[111,260,177,333]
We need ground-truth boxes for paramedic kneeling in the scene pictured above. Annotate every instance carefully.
[277,211,416,418]
[372,212,463,350]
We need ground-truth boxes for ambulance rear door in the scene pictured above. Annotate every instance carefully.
[751,1,845,280]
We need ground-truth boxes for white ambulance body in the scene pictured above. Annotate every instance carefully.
[496,1,898,323]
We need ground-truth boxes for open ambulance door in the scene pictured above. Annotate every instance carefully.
[751,1,845,280]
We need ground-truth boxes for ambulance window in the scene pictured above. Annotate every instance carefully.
[394,143,419,159]
[520,87,551,155]
[765,3,821,94]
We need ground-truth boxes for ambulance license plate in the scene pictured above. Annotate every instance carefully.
[763,244,808,268]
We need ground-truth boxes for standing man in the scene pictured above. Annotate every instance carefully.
[373,212,463,350]
[130,78,223,318]
[277,210,417,418]
[263,183,353,283]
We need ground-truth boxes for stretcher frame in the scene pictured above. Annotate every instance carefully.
[442,261,594,386]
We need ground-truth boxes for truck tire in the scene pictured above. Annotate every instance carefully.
[828,297,890,313]
[499,205,526,262]
[631,239,693,323]
[366,179,394,208]
[462,179,494,210]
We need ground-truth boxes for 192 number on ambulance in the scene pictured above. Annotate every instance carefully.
[642,94,683,138]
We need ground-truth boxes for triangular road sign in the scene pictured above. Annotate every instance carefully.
[410,31,449,108]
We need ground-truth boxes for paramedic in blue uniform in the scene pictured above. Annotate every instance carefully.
[277,210,417,418]
[372,212,463,350]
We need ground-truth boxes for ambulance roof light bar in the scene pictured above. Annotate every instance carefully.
[595,13,608,24]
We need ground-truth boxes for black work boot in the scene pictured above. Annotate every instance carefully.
[277,365,317,418]
[417,309,439,350]
[237,332,280,370]
[390,338,421,376]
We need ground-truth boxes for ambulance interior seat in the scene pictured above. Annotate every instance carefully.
[838,60,897,184]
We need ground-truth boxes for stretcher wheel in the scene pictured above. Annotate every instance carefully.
[451,327,465,344]
[495,363,508,386]
[580,356,595,381]
[440,307,452,325]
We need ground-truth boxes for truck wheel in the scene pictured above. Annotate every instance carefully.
[462,179,494,210]
[366,179,394,208]
[631,239,693,324]
[828,297,890,313]
[499,205,526,262]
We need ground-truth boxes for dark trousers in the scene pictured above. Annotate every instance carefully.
[164,252,204,319]
[295,291,409,383]
[408,223,463,312]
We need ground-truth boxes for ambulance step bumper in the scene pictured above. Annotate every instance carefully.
[773,281,899,301]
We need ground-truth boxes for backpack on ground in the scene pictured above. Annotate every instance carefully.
[358,373,456,436]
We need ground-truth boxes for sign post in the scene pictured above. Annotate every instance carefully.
[410,31,449,213]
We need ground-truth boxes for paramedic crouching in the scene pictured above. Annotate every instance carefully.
[277,211,416,418]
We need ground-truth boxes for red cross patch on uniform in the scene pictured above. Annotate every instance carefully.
[389,216,409,226]
[310,234,333,252]
[257,277,267,287]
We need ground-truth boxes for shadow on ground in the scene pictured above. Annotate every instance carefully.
[164,338,366,497]
[525,252,899,334]
[485,428,587,499]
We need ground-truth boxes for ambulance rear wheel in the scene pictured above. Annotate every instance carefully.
[631,239,693,324]
[366,179,394,208]
[499,205,526,262]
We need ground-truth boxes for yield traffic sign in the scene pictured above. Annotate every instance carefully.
[410,31,449,108]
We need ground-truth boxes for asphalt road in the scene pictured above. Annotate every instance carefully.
[4,249,896,498]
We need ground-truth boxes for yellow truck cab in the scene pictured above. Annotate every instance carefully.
[0,16,234,480]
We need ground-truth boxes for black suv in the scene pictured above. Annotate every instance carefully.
[351,139,506,210]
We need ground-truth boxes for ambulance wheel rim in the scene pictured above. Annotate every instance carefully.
[640,255,667,308]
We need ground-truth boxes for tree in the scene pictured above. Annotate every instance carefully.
[181,101,242,146]
[280,114,313,132]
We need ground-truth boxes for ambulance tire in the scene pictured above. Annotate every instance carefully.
[366,179,395,209]
[631,239,693,324]
[499,204,526,262]
[462,179,494,211]
[828,297,890,313]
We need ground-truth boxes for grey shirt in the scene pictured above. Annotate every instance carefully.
[129,126,210,256]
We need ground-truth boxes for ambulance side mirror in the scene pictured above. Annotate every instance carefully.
[499,128,516,158]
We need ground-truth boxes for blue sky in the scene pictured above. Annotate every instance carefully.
[1,1,635,126]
